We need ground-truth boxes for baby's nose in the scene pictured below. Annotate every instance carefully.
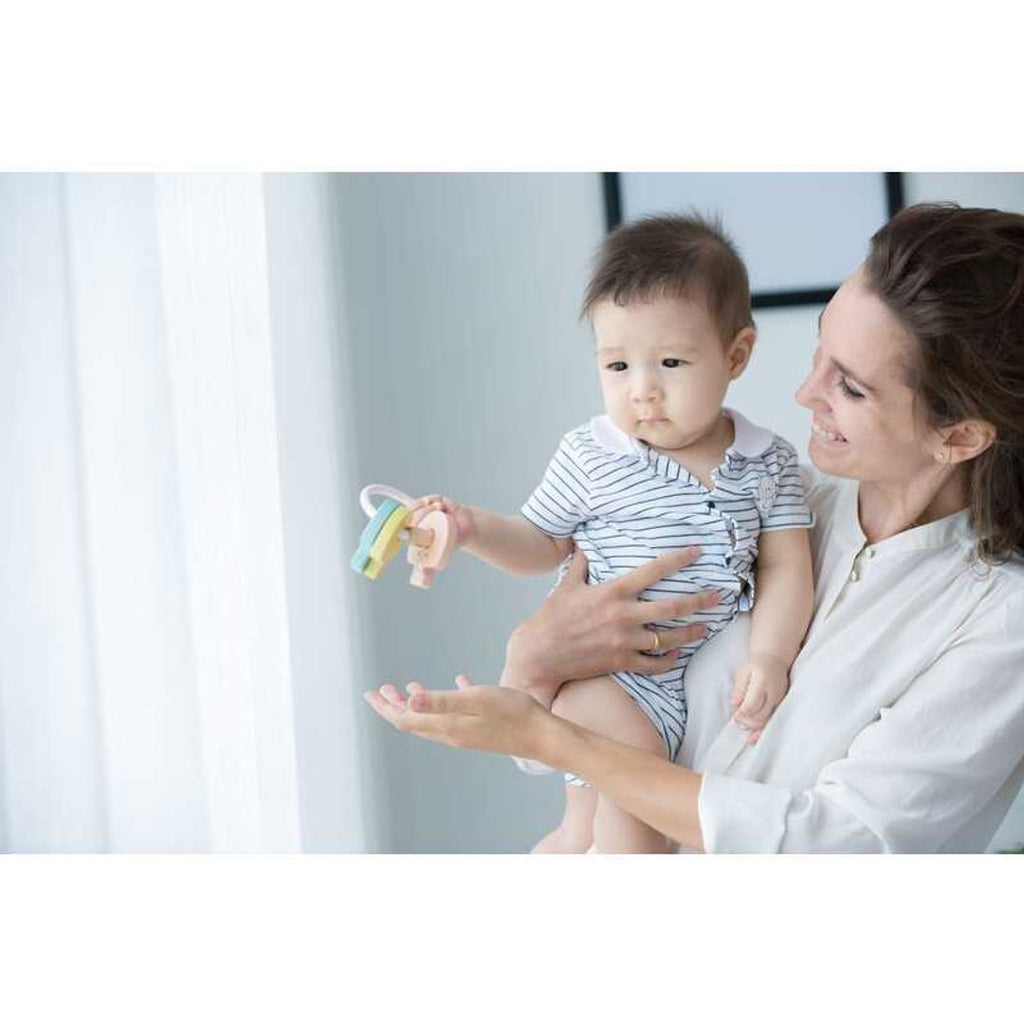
[632,374,661,399]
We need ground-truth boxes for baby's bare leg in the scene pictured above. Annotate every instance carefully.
[552,675,672,854]
[498,659,559,710]
[530,783,598,854]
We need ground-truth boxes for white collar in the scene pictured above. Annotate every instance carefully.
[834,476,974,555]
[589,408,775,459]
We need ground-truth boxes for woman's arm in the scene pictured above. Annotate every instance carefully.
[365,680,707,850]
[698,588,1024,852]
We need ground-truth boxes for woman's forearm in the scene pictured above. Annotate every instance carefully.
[367,679,706,850]
[532,713,705,851]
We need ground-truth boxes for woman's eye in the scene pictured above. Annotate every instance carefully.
[605,361,628,372]
[662,358,687,368]
[837,377,864,400]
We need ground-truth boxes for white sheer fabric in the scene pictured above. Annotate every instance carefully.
[0,173,368,852]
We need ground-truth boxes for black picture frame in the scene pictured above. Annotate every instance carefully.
[602,172,905,309]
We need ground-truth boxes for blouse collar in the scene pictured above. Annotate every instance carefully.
[833,476,973,555]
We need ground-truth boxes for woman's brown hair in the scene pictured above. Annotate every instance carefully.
[864,202,1024,563]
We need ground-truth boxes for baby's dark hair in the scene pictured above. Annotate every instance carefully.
[581,212,754,343]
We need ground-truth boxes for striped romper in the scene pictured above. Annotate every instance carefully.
[520,409,813,783]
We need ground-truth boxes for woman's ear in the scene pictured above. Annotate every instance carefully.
[728,327,757,380]
[937,419,997,466]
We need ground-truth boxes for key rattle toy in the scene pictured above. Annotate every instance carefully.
[350,484,457,588]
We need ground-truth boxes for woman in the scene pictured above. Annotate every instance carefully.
[366,203,1024,853]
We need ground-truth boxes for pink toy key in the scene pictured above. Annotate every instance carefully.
[406,507,456,588]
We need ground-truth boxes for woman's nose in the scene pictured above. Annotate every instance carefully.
[796,362,826,410]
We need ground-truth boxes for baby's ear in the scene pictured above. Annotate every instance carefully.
[727,327,757,379]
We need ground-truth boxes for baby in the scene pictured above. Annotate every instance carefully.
[412,213,814,853]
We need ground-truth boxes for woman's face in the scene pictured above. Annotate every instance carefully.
[795,268,940,485]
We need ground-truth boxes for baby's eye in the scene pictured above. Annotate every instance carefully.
[605,361,628,372]
[662,358,688,368]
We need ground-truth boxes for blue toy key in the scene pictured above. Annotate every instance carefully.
[350,497,402,574]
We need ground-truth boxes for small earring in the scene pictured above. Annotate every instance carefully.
[935,449,948,464]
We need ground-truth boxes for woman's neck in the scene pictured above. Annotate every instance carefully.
[858,469,968,543]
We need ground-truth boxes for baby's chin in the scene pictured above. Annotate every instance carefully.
[631,419,691,449]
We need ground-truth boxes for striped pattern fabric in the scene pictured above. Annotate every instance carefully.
[520,410,812,783]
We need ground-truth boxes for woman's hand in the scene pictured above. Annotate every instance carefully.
[365,675,706,850]
[501,546,720,706]
[364,676,556,759]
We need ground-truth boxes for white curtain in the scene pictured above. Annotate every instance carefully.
[0,173,372,852]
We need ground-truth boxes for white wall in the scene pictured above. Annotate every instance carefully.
[332,172,1024,852]
[333,173,605,851]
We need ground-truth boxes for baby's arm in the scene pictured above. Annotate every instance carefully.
[731,527,814,742]
[412,495,572,576]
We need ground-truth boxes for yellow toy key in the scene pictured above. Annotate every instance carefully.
[363,504,412,580]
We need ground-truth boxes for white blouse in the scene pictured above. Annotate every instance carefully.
[678,472,1024,853]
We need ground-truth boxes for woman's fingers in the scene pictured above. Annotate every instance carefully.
[612,547,701,598]
[364,688,406,727]
[408,686,477,714]
[648,622,709,649]
[619,626,708,672]
[364,685,468,745]
[638,588,720,626]
[378,683,408,708]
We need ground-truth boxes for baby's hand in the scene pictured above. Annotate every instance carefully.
[730,654,791,745]
[408,494,476,546]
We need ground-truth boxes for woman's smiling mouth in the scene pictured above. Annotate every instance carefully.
[812,417,848,444]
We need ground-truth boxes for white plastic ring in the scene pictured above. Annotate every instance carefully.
[360,484,414,520]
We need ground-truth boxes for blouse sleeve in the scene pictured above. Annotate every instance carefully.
[520,433,591,538]
[698,589,1024,853]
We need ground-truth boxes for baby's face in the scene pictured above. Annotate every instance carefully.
[592,295,746,452]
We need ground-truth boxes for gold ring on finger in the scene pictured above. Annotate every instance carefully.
[646,627,662,654]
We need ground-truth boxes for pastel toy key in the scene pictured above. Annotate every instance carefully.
[351,484,455,588]
[406,506,456,588]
